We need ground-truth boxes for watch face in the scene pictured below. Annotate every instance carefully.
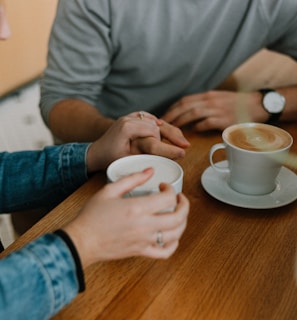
[263,92,285,113]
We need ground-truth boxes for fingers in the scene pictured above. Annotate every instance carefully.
[123,111,189,159]
[142,240,180,259]
[143,195,189,259]
[119,113,161,140]
[132,137,186,160]
[149,191,189,230]
[162,98,209,128]
[128,111,161,123]
[192,116,228,132]
[90,112,163,170]
[162,90,257,132]
[129,110,189,146]
[158,120,190,148]
[139,191,189,259]
[162,93,202,124]
[130,183,178,215]
[102,168,154,198]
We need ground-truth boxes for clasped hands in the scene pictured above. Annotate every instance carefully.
[89,90,267,174]
[88,89,265,173]
[87,111,190,172]
[65,112,191,268]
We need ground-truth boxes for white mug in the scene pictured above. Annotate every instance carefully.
[209,123,293,195]
[107,154,183,197]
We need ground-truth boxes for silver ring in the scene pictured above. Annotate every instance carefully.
[138,111,145,120]
[156,231,164,247]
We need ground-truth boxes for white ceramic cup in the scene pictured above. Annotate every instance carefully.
[107,154,183,197]
[209,123,293,195]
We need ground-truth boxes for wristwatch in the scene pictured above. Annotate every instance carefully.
[259,88,286,124]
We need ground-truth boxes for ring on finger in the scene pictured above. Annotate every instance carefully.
[138,111,145,120]
[156,230,165,247]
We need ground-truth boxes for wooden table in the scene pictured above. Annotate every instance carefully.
[2,124,297,320]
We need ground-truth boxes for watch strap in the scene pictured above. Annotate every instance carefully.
[259,88,274,96]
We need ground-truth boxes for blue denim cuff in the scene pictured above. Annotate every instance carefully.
[25,234,80,315]
[54,229,85,292]
[59,143,90,189]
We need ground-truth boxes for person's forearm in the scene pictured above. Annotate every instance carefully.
[0,144,88,212]
[276,85,297,121]
[49,99,115,142]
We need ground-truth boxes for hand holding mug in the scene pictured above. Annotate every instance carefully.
[63,168,189,268]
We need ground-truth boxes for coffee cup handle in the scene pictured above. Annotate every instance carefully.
[209,143,230,173]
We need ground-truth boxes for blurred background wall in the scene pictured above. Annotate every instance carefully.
[0,0,58,97]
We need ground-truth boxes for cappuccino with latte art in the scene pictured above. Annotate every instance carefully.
[225,123,292,152]
[209,123,293,195]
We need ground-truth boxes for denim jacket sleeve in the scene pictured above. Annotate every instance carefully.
[0,143,90,212]
[0,233,80,320]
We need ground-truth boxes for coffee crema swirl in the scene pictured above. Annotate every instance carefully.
[225,124,291,152]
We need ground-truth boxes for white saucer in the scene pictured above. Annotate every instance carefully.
[201,161,297,209]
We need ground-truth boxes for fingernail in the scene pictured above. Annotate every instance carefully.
[143,167,153,173]
[182,137,191,146]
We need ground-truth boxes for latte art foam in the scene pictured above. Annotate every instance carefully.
[225,124,291,152]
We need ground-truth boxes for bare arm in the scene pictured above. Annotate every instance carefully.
[49,99,115,142]
[49,101,190,160]
[275,86,297,121]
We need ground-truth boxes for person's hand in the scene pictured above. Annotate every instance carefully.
[63,168,190,268]
[131,119,190,160]
[87,112,190,172]
[87,112,161,171]
[162,90,267,132]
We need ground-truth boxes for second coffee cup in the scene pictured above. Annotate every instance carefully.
[209,122,293,195]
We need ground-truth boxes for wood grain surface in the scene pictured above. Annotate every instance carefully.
[2,123,297,320]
